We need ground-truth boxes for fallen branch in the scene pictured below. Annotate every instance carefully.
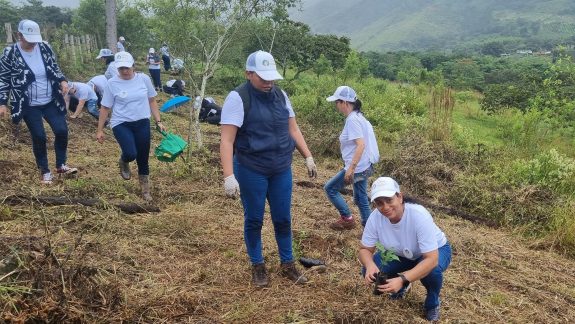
[2,195,160,214]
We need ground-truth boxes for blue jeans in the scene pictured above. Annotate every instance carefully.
[86,99,99,119]
[371,242,452,310]
[22,102,68,174]
[235,159,294,265]
[324,165,373,226]
[149,69,161,89]
[112,119,151,175]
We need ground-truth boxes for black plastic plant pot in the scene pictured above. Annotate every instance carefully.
[373,272,387,295]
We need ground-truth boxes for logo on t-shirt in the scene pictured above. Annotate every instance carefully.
[119,90,128,98]
[403,248,413,259]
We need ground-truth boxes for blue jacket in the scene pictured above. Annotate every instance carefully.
[0,42,67,124]
[235,82,295,175]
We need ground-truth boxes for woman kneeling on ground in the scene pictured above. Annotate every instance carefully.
[359,177,452,322]
[96,52,166,201]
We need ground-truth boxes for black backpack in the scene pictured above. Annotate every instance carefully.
[233,81,286,124]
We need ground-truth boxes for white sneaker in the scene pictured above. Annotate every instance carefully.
[56,164,78,175]
[41,172,53,185]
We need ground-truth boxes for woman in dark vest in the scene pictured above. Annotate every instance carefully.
[219,51,317,287]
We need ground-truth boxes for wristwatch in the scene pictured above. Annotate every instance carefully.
[399,273,410,285]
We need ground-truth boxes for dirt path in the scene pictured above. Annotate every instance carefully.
[1,118,574,322]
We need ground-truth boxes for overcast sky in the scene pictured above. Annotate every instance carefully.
[9,0,80,8]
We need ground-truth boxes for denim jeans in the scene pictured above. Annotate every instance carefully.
[235,159,294,265]
[370,242,452,310]
[149,69,161,89]
[86,99,99,119]
[112,118,151,175]
[22,101,68,174]
[324,165,373,226]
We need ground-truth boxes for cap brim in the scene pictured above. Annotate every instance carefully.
[370,190,397,202]
[22,34,42,43]
[96,55,103,59]
[326,95,339,102]
[256,70,283,81]
[116,62,134,68]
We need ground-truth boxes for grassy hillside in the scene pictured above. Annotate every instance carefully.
[289,0,575,51]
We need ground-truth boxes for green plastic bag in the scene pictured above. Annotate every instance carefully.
[155,130,188,162]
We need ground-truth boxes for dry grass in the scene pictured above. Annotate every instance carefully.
[1,104,575,323]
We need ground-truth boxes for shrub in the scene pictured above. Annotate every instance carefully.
[506,149,575,196]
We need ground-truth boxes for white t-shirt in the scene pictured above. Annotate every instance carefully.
[70,82,98,101]
[88,75,107,95]
[220,89,295,127]
[361,203,447,260]
[339,111,379,173]
[105,61,119,79]
[117,41,125,52]
[101,73,157,128]
[18,43,52,106]
[165,79,185,87]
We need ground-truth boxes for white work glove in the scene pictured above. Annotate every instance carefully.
[305,156,317,179]
[224,174,240,198]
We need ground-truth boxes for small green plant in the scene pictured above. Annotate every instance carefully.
[373,243,400,295]
[375,242,400,266]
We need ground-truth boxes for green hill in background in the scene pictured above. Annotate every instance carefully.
[289,0,575,52]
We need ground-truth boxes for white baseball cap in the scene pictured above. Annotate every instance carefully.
[119,36,125,41]
[115,51,134,68]
[149,48,155,53]
[370,177,401,202]
[96,48,113,59]
[18,19,42,43]
[245,50,283,81]
[326,86,357,102]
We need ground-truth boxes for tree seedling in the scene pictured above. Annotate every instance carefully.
[373,242,400,295]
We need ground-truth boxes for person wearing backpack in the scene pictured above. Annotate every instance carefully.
[146,48,162,91]
[219,50,317,288]
[324,86,380,230]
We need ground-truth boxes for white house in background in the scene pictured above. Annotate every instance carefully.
[516,50,533,55]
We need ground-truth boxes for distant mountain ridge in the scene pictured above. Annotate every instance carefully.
[289,0,575,51]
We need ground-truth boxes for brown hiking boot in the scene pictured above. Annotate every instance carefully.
[251,263,269,287]
[329,217,356,231]
[280,262,308,284]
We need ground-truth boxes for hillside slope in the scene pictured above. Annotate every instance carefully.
[1,107,574,322]
[289,0,575,51]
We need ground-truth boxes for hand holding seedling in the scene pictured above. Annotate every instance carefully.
[379,276,404,294]
[364,265,379,284]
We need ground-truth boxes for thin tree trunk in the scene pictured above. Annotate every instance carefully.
[105,0,117,52]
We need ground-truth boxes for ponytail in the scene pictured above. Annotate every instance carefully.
[353,98,363,114]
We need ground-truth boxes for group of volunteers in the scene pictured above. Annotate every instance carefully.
[0,20,165,201]
[219,50,451,321]
[0,19,451,322]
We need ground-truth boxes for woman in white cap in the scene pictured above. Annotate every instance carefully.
[359,177,452,321]
[324,86,379,230]
[220,50,317,287]
[0,19,77,184]
[96,48,118,80]
[146,48,162,91]
[96,52,166,201]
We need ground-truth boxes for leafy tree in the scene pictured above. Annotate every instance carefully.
[342,50,362,82]
[313,54,332,78]
[73,0,106,47]
[441,58,484,90]
[0,0,20,39]
[143,0,299,151]
[18,0,72,28]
